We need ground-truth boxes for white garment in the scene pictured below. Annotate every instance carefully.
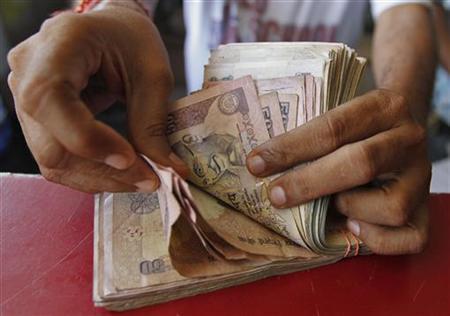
[183,0,431,92]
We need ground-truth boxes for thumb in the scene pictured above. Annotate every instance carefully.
[127,73,189,178]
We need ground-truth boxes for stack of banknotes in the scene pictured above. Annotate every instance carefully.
[94,42,367,311]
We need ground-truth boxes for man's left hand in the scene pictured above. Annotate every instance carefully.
[246,89,430,255]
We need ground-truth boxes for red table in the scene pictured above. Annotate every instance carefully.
[1,174,449,316]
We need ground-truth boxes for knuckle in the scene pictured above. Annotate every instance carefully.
[40,167,63,184]
[7,47,21,69]
[371,89,391,111]
[285,172,313,201]
[7,40,31,70]
[324,112,345,149]
[260,145,290,166]
[36,143,70,170]
[374,89,408,119]
[411,230,428,254]
[7,72,16,92]
[34,149,54,169]
[353,143,377,183]
[388,92,409,117]
[368,236,389,255]
[334,194,350,215]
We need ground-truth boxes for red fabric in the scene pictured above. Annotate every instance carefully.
[73,0,149,16]
[74,0,101,13]
[1,174,449,316]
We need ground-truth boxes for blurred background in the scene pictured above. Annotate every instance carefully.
[0,0,448,192]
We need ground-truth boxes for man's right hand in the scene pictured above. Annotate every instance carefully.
[7,2,188,193]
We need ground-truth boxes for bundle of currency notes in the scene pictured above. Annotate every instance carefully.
[94,42,367,311]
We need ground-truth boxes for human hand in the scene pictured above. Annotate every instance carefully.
[246,89,431,255]
[7,4,187,193]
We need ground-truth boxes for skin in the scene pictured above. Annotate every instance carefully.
[7,2,435,255]
[247,5,436,255]
[7,1,188,193]
[433,2,450,72]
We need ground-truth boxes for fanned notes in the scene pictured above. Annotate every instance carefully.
[94,42,367,311]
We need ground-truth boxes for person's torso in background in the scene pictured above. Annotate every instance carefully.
[183,0,368,92]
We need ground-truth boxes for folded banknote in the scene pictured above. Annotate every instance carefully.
[94,42,368,311]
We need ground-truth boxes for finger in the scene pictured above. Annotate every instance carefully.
[18,102,129,195]
[335,154,431,226]
[7,72,17,93]
[247,89,410,176]
[61,154,160,192]
[17,111,69,170]
[14,31,136,170]
[19,112,159,192]
[126,44,189,178]
[19,79,136,170]
[346,202,429,255]
[267,123,424,208]
[41,166,137,193]
[7,34,36,72]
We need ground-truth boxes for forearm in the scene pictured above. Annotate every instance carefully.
[373,5,436,126]
[433,3,450,72]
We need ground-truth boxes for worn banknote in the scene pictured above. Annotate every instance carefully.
[166,76,303,243]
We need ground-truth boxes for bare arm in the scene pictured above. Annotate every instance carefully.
[432,2,450,72]
[373,4,437,126]
[7,0,186,193]
[246,4,434,255]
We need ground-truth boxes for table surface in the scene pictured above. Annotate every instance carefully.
[1,174,449,316]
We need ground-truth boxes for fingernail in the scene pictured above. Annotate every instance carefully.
[105,154,130,170]
[169,152,186,166]
[270,186,287,206]
[247,155,266,174]
[134,180,158,193]
[347,219,360,236]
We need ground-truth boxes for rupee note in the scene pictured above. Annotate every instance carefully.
[166,76,303,244]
